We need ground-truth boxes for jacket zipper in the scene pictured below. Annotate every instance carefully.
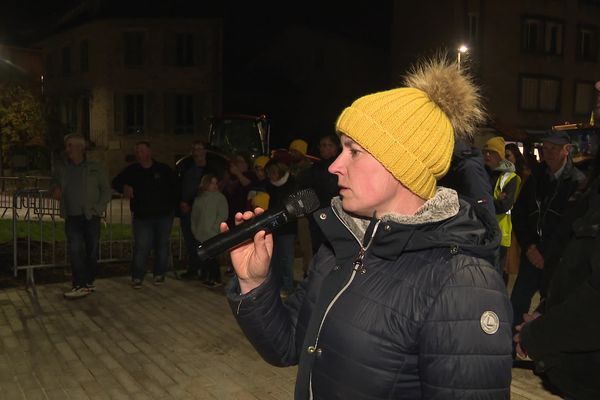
[308,210,380,399]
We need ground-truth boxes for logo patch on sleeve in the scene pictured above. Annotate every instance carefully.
[480,311,499,335]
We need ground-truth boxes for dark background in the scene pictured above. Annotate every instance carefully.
[0,0,393,153]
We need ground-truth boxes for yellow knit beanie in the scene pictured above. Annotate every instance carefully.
[335,56,485,199]
[483,136,506,160]
[289,139,308,155]
[253,155,270,169]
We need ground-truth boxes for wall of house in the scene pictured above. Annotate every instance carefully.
[391,0,600,137]
[38,18,222,177]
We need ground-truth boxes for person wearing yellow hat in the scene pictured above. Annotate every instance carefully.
[223,55,512,399]
[483,136,521,284]
[289,138,308,156]
[288,138,314,277]
[247,155,271,211]
[287,138,313,177]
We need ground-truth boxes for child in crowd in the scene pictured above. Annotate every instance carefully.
[247,155,270,210]
[191,174,229,288]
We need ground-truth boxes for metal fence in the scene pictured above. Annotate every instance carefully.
[1,176,183,289]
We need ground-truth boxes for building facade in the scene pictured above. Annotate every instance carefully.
[391,0,600,144]
[37,18,222,176]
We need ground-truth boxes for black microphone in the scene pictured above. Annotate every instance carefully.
[196,188,320,261]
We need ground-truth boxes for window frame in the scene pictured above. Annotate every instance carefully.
[175,33,195,67]
[521,15,564,56]
[518,74,562,113]
[80,40,89,72]
[123,31,145,68]
[576,24,598,61]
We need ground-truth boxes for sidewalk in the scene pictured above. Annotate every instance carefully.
[0,273,559,399]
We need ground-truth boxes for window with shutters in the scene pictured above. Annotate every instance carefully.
[522,16,563,55]
[125,94,144,134]
[124,31,144,68]
[62,46,71,75]
[80,40,89,72]
[59,98,77,132]
[523,17,543,52]
[115,93,145,135]
[577,25,598,61]
[519,75,561,112]
[176,33,194,66]
[175,94,194,134]
[545,21,563,55]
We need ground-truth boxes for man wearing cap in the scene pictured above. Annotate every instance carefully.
[223,56,512,399]
[483,136,521,280]
[511,131,586,336]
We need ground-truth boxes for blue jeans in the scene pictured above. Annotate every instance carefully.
[270,232,296,293]
[179,212,200,274]
[132,214,174,281]
[65,215,101,288]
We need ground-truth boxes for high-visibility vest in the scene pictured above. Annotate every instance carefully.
[494,171,521,247]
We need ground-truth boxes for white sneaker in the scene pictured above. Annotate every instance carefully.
[64,286,91,299]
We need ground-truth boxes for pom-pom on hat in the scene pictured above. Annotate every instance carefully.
[483,137,506,160]
[335,55,486,199]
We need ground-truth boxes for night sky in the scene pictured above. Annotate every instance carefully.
[0,0,393,151]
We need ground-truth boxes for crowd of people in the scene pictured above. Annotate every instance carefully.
[50,54,599,398]
[50,133,343,298]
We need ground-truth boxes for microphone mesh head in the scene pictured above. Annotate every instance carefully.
[285,188,320,217]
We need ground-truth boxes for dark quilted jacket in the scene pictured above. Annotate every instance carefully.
[227,189,513,399]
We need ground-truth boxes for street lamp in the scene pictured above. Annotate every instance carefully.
[457,45,468,71]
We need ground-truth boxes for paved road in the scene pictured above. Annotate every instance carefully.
[0,272,561,400]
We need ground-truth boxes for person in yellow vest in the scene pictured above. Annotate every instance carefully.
[483,136,521,282]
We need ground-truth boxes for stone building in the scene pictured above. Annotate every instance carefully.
[37,17,222,176]
[391,0,600,145]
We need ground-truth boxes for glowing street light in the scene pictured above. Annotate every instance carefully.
[457,45,468,71]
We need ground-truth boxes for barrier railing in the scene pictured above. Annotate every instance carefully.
[5,182,183,290]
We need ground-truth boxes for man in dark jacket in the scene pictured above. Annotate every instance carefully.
[514,175,600,400]
[297,133,341,253]
[222,57,512,399]
[112,141,178,288]
[510,131,586,330]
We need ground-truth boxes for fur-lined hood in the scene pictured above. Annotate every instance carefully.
[331,187,460,238]
[493,159,516,174]
[326,186,499,265]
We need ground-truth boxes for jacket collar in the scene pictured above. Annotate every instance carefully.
[316,187,484,263]
[329,187,460,239]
